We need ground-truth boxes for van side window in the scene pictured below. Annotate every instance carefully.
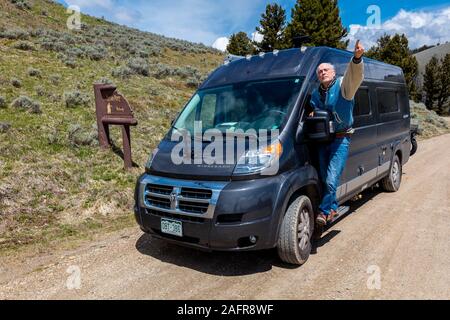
[354,88,370,116]
[377,89,399,114]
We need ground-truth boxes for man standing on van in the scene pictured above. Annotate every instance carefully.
[311,40,365,226]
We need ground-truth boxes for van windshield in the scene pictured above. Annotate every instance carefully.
[171,77,304,136]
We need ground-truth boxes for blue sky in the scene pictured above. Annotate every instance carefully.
[60,0,450,50]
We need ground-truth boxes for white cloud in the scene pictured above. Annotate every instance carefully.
[212,37,229,52]
[251,31,263,43]
[346,6,450,50]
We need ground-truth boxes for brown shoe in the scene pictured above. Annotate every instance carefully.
[316,212,327,226]
[327,209,337,222]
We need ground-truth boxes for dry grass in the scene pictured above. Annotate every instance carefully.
[410,101,450,139]
[0,0,223,254]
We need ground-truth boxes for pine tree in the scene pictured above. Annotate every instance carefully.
[423,56,439,110]
[255,3,287,52]
[366,34,418,99]
[227,32,254,56]
[436,53,450,114]
[285,0,348,49]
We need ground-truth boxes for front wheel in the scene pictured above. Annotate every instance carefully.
[277,195,314,265]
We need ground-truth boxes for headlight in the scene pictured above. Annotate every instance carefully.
[233,141,282,175]
[145,148,159,170]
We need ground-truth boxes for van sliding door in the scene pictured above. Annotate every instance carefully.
[339,84,379,199]
[375,86,406,176]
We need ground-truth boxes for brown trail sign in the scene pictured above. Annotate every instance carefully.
[94,84,138,169]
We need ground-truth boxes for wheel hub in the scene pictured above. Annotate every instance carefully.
[298,208,311,250]
[392,161,399,185]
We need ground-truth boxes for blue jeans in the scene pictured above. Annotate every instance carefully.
[317,137,351,215]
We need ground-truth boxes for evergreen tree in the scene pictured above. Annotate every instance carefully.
[227,32,254,56]
[366,34,418,99]
[285,0,348,49]
[255,3,287,52]
[436,53,450,114]
[423,56,439,110]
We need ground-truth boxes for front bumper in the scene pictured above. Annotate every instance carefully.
[134,173,286,251]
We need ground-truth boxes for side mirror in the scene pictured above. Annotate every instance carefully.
[304,110,335,143]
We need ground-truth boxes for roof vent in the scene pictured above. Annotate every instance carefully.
[245,54,252,60]
[259,52,265,58]
[273,49,279,56]
[223,54,244,65]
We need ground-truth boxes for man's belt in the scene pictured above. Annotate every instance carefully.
[335,131,354,138]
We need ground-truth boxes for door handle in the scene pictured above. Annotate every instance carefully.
[358,165,365,176]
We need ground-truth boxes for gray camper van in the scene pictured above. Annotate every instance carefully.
[134,47,415,265]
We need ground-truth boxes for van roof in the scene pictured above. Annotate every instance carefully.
[200,46,405,89]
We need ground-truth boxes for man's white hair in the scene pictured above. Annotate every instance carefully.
[316,63,335,75]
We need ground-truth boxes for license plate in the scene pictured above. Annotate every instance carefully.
[161,218,183,237]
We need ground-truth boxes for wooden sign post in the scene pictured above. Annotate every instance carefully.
[93,84,138,169]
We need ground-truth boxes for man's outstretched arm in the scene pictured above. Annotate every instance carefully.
[341,40,365,101]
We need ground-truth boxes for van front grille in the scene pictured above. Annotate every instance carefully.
[143,183,213,216]
[146,196,171,209]
[180,187,212,200]
[145,184,173,209]
[147,184,173,195]
[178,201,209,214]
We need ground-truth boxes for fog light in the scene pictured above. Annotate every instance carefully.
[249,236,257,244]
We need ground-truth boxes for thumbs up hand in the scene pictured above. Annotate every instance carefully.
[354,40,364,59]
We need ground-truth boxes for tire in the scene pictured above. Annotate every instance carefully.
[381,155,402,192]
[277,195,314,265]
[410,136,418,156]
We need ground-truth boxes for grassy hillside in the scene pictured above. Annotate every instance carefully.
[0,0,223,253]
[413,42,450,88]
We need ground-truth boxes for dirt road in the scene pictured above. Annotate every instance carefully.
[1,134,449,300]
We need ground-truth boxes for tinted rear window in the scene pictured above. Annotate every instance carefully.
[377,89,399,114]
